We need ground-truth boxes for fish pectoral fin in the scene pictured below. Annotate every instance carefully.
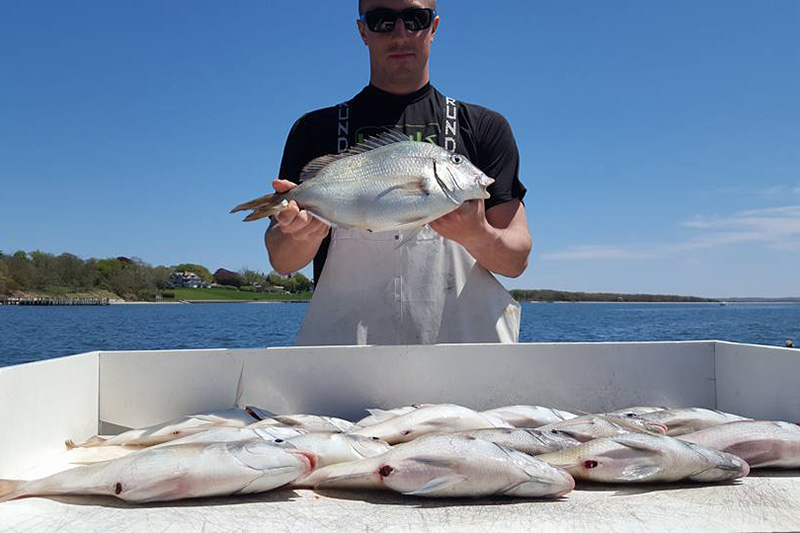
[395,226,424,248]
[403,475,468,496]
[619,463,662,481]
[408,455,463,470]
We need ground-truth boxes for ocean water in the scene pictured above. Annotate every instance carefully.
[0,302,798,367]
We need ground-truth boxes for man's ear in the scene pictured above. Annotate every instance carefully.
[357,20,369,45]
[430,16,439,40]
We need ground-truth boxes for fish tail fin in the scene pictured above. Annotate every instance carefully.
[72,435,108,448]
[230,193,289,221]
[0,479,24,502]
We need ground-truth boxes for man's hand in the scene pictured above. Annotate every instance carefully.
[429,199,532,278]
[271,180,330,243]
[265,180,330,275]
[428,200,492,249]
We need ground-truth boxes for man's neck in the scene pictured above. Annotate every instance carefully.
[369,74,430,96]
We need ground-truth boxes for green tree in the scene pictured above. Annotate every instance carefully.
[7,251,34,289]
[241,268,267,287]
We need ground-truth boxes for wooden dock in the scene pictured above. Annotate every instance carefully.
[0,297,110,306]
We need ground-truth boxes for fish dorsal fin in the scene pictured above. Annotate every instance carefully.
[299,129,412,182]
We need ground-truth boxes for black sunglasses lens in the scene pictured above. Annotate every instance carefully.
[364,8,433,32]
[401,8,433,31]
[365,9,397,32]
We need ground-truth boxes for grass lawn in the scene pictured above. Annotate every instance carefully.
[168,288,311,301]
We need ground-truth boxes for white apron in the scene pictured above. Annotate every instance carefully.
[294,225,521,346]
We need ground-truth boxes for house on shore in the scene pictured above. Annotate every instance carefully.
[169,271,205,288]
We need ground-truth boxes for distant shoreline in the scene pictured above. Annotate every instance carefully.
[518,300,798,305]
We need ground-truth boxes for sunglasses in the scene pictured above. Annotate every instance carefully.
[360,7,436,33]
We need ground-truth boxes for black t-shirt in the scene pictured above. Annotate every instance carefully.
[278,82,527,283]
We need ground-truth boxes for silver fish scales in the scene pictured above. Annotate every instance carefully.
[231,131,494,232]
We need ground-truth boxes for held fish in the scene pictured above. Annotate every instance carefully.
[231,131,494,233]
[0,440,313,503]
[538,433,749,483]
[679,420,800,468]
[482,405,578,428]
[349,404,512,444]
[302,434,574,498]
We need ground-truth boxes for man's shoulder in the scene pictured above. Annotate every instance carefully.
[456,100,511,130]
[292,105,340,129]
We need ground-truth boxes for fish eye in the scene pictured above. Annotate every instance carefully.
[450,154,463,165]
[583,460,598,469]
[274,439,284,443]
[371,436,380,441]
[402,430,412,435]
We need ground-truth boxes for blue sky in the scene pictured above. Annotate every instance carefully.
[1,1,798,298]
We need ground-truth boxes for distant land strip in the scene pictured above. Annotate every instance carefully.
[510,289,717,303]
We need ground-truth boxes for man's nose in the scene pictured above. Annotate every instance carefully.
[388,19,412,38]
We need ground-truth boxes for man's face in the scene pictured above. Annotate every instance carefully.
[358,0,439,87]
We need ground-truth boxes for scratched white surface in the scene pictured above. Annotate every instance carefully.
[3,342,800,531]
[1,475,800,532]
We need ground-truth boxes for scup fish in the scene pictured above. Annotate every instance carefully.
[231,131,494,232]
[153,426,306,448]
[302,434,574,498]
[607,406,669,417]
[357,405,430,427]
[67,409,259,448]
[452,428,581,455]
[538,433,749,484]
[249,414,358,433]
[538,414,667,442]
[69,426,308,465]
[482,405,577,428]
[0,440,313,503]
[284,433,392,469]
[349,404,512,445]
[679,420,800,468]
[638,408,751,436]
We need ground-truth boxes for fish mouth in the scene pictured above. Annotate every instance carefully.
[290,450,318,473]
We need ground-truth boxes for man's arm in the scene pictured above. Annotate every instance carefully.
[430,106,531,277]
[429,199,531,278]
[265,180,329,275]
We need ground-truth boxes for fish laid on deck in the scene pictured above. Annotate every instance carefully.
[0,441,313,503]
[637,407,751,436]
[301,434,575,498]
[537,433,750,483]
[481,405,578,428]
[537,414,667,442]
[679,420,800,468]
[349,404,511,444]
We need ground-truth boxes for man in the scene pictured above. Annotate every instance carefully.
[266,0,532,345]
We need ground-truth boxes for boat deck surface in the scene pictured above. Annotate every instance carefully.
[2,451,799,532]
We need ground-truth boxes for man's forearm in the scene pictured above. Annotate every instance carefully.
[265,222,322,275]
[462,224,531,278]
